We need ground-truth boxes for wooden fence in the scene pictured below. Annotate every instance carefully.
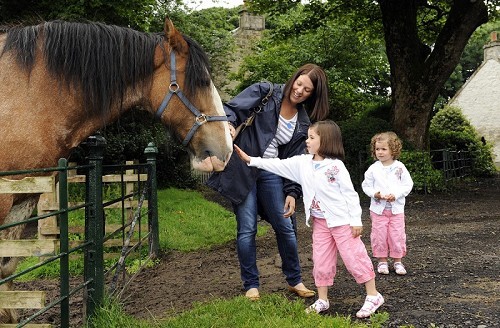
[0,137,159,327]
[37,161,149,253]
[0,175,57,328]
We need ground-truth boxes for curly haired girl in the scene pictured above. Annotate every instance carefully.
[362,132,414,275]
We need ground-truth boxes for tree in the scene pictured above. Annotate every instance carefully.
[233,3,390,120]
[437,19,500,108]
[379,0,490,150]
[169,6,240,90]
[248,0,498,150]
[0,0,165,30]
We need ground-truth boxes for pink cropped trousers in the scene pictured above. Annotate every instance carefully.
[370,209,407,259]
[311,218,375,287]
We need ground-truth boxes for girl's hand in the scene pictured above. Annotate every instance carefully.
[385,194,396,202]
[234,145,250,164]
[351,226,363,238]
[283,196,296,218]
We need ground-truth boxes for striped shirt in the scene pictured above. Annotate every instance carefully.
[263,114,298,158]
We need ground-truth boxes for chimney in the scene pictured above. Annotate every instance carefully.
[490,31,497,41]
[484,31,500,62]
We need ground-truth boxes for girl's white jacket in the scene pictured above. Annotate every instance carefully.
[248,154,362,228]
[361,160,414,215]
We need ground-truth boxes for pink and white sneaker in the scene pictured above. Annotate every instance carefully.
[394,262,407,275]
[305,299,329,314]
[356,293,384,318]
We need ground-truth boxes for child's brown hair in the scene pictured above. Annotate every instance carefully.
[370,131,402,160]
[310,120,345,161]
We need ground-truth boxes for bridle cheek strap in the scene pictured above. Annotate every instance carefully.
[155,51,227,147]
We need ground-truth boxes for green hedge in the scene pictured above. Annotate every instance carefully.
[399,151,444,193]
[429,105,496,177]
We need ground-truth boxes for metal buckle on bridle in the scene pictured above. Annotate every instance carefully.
[155,51,227,147]
[195,114,208,126]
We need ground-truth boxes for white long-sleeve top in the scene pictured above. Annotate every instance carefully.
[248,154,362,228]
[361,160,414,215]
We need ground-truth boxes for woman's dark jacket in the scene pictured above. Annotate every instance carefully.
[207,82,311,205]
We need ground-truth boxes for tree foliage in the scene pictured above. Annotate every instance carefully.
[246,0,498,150]
[0,0,168,30]
[233,3,390,121]
[429,106,496,176]
[437,19,500,108]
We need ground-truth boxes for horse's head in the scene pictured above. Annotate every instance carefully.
[151,19,232,172]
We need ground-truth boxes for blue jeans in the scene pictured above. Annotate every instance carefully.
[233,170,303,290]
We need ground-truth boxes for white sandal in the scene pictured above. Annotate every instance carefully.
[356,293,384,318]
[305,298,329,314]
[377,262,389,275]
[394,262,407,275]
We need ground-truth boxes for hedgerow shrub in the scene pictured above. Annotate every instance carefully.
[429,106,496,176]
[339,102,445,193]
[399,151,444,193]
[339,116,391,188]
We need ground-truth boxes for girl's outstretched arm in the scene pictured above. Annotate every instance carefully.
[234,145,251,164]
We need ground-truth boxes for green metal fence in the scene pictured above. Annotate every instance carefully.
[0,135,158,327]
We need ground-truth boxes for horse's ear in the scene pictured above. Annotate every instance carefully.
[164,18,187,53]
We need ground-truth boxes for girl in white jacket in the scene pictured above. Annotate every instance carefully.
[362,132,413,276]
[234,121,384,319]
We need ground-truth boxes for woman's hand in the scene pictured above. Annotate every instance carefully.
[284,196,296,218]
[234,145,250,164]
[228,124,236,140]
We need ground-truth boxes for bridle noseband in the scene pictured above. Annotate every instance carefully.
[155,51,227,147]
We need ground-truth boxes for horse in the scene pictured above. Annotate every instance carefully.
[0,18,232,323]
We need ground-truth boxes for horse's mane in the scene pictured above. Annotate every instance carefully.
[0,20,212,114]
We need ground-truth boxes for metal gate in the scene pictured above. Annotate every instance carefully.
[0,135,159,327]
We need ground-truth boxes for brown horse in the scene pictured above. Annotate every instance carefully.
[0,18,232,322]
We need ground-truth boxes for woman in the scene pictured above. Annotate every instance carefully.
[207,64,329,300]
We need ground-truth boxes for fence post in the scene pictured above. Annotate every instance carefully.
[58,158,70,328]
[144,142,159,258]
[83,134,106,325]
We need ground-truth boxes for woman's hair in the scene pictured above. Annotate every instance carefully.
[283,63,329,122]
[311,120,345,161]
[370,131,403,160]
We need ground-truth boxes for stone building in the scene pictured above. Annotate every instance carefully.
[219,0,265,101]
[449,32,500,167]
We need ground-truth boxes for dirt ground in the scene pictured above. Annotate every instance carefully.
[122,175,499,327]
[18,174,500,327]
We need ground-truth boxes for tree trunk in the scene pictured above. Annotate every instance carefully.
[378,0,488,150]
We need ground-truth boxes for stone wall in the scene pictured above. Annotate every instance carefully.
[219,3,265,101]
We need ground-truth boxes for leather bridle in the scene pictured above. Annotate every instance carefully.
[155,51,227,147]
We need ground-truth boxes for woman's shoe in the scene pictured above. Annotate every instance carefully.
[245,288,260,301]
[288,284,315,298]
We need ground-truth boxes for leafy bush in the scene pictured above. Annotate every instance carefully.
[339,102,447,193]
[430,106,496,177]
[339,115,391,188]
[399,151,445,193]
